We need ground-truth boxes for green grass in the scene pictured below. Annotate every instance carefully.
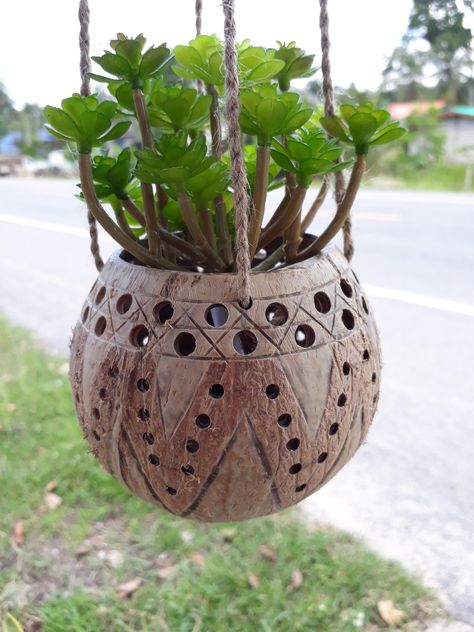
[366,163,474,192]
[0,319,440,631]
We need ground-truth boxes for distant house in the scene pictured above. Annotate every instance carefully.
[0,131,23,175]
[440,106,474,164]
[388,101,474,165]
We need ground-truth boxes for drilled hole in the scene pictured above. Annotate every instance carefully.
[99,388,107,399]
[295,484,307,492]
[363,349,370,361]
[361,296,369,314]
[329,422,339,436]
[95,286,106,304]
[143,432,154,445]
[342,362,351,376]
[337,393,347,407]
[167,487,177,495]
[266,384,280,399]
[205,304,229,327]
[82,305,89,323]
[138,408,150,422]
[372,372,377,383]
[130,325,149,348]
[286,438,300,451]
[295,324,315,348]
[137,378,150,392]
[277,414,292,428]
[265,303,288,326]
[182,464,195,476]
[289,463,302,475]
[148,454,160,466]
[186,439,199,453]
[340,279,353,298]
[92,430,100,441]
[154,301,174,324]
[233,331,258,355]
[209,383,224,399]
[238,297,253,310]
[196,414,211,429]
[318,452,328,463]
[92,407,100,420]
[174,332,196,357]
[116,293,132,314]
[314,291,331,313]
[108,366,119,378]
[95,316,106,337]
[341,309,355,330]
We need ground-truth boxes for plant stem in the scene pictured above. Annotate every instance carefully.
[248,145,270,258]
[78,154,176,269]
[115,205,135,239]
[253,245,285,271]
[122,198,146,226]
[258,193,291,246]
[214,195,233,267]
[292,154,366,263]
[132,88,161,256]
[258,187,307,252]
[123,197,205,263]
[285,211,302,262]
[207,84,232,267]
[200,207,217,250]
[301,177,329,234]
[178,192,226,271]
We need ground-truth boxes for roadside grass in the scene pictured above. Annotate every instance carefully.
[366,164,474,192]
[0,319,440,631]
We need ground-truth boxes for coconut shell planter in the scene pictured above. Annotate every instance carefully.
[71,247,380,521]
[46,1,405,522]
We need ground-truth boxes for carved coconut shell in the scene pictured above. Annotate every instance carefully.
[70,246,380,522]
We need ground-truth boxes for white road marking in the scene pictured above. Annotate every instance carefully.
[2,212,472,317]
[365,284,474,317]
[0,212,114,242]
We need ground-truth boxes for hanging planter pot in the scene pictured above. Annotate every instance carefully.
[46,0,405,522]
[70,245,380,521]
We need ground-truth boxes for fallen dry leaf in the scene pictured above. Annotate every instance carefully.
[75,543,91,558]
[258,544,277,562]
[191,552,205,568]
[377,600,405,626]
[107,549,124,568]
[45,481,57,492]
[117,576,142,599]
[6,403,17,413]
[157,565,175,579]
[12,521,24,546]
[248,573,260,588]
[44,492,62,510]
[287,569,303,592]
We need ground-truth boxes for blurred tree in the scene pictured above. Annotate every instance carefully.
[0,82,16,138]
[383,0,474,103]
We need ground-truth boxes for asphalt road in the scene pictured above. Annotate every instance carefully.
[1,178,473,624]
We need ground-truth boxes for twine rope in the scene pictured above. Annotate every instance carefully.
[319,0,354,261]
[79,0,104,272]
[222,0,251,306]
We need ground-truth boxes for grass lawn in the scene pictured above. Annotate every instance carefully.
[0,319,441,631]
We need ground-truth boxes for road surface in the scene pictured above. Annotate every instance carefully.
[1,178,473,623]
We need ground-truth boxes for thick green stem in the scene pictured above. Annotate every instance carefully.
[285,210,302,262]
[115,204,135,239]
[132,88,160,256]
[258,193,291,247]
[301,177,329,234]
[248,145,270,258]
[258,187,307,253]
[78,154,176,269]
[178,193,226,271]
[293,154,365,263]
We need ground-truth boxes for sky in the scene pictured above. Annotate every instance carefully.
[0,0,413,108]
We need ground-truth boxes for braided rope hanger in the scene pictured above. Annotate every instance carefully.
[78,0,353,289]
